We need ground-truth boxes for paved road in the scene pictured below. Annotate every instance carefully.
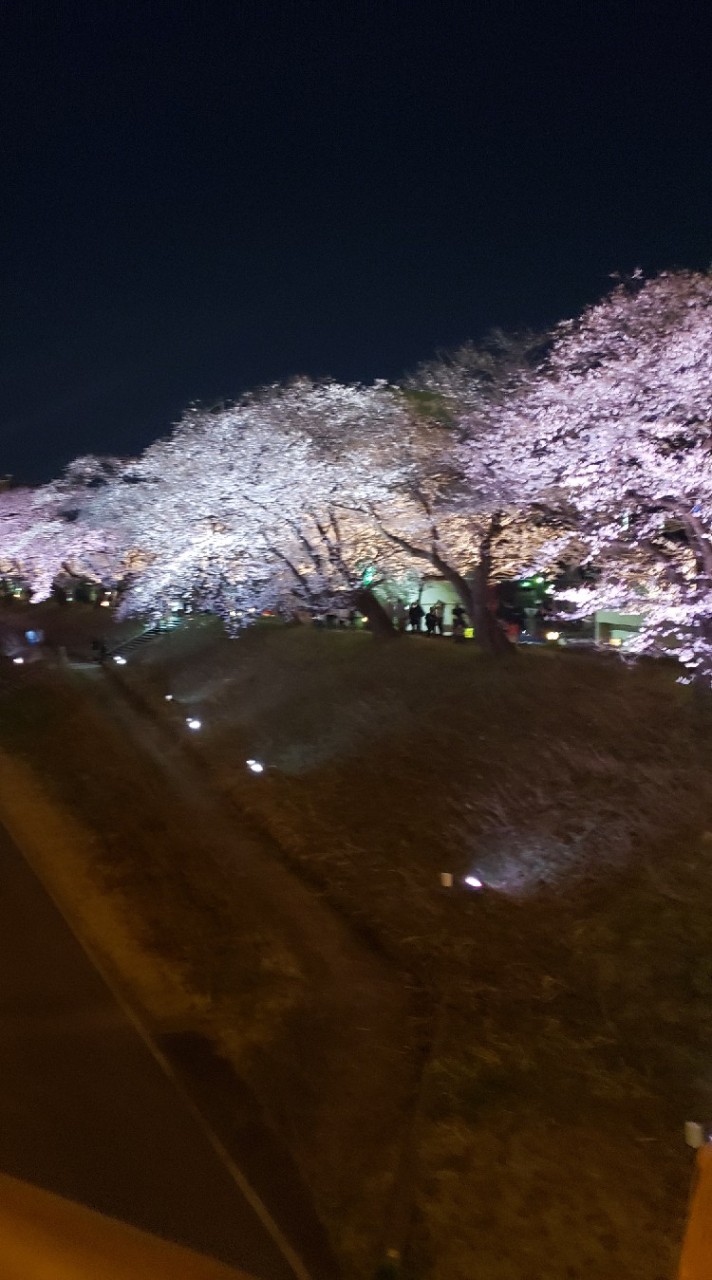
[0,821,301,1280]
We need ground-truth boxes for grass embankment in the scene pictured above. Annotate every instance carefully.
[127,622,712,1280]
[2,619,711,1278]
[0,598,141,658]
[0,649,415,1280]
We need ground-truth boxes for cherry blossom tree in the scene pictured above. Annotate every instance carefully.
[369,331,569,653]
[0,469,123,601]
[88,381,419,632]
[238,374,566,651]
[46,368,571,653]
[17,272,709,681]
[493,271,712,678]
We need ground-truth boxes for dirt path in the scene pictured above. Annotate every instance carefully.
[73,667,422,1276]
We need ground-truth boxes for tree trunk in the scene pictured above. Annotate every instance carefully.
[423,558,511,656]
[470,511,514,657]
[681,516,712,743]
[375,515,513,656]
[467,567,513,657]
[430,522,514,656]
[354,588,399,640]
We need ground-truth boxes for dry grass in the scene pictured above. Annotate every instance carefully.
[0,659,416,1279]
[128,622,712,1277]
[3,620,712,1276]
[0,744,200,1026]
[0,673,302,1048]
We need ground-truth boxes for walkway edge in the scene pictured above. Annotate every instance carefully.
[0,749,313,1280]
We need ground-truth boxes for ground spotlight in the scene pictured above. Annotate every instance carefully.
[463,875,484,890]
[246,759,265,774]
[12,656,24,665]
[186,717,202,731]
[113,655,127,665]
[165,694,173,701]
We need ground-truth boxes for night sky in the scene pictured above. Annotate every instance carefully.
[2,2,711,483]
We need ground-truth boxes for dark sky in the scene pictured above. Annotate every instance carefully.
[2,1,711,482]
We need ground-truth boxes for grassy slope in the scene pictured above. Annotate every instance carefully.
[2,618,712,1277]
[0,653,416,1280]
[129,622,712,1279]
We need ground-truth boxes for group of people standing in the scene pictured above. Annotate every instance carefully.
[391,599,468,639]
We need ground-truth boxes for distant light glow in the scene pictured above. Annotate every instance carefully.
[186,717,202,730]
[165,694,173,701]
[464,874,484,890]
[609,637,623,647]
[12,656,24,665]
[545,630,560,641]
[99,599,111,607]
[439,871,453,888]
[246,759,264,773]
[113,655,127,665]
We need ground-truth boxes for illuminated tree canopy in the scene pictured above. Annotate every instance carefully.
[1,269,711,675]
[491,271,712,676]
